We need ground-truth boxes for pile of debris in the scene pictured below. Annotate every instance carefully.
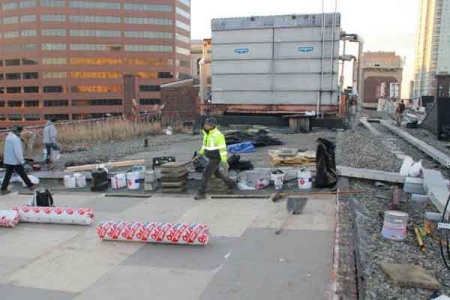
[224,128,283,147]
[268,149,315,167]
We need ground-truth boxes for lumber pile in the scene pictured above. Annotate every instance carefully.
[65,159,145,172]
[160,162,190,193]
[269,150,316,167]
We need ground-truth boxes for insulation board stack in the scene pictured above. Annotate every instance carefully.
[161,162,190,193]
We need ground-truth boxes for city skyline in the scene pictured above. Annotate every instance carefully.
[191,0,420,98]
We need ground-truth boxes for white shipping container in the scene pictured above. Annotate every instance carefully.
[274,60,338,74]
[212,29,273,44]
[212,43,273,60]
[212,91,338,105]
[212,60,339,74]
[212,60,272,74]
[274,42,339,59]
[274,74,338,91]
[213,74,272,91]
[274,27,340,42]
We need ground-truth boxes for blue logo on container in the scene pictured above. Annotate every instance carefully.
[298,46,314,53]
[234,48,249,54]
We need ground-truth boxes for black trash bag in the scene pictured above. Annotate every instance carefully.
[91,168,109,191]
[314,138,337,188]
[228,154,254,171]
[32,189,54,207]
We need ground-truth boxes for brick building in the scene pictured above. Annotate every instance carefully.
[160,78,199,125]
[0,0,191,128]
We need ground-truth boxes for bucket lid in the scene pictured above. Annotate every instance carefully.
[385,210,409,217]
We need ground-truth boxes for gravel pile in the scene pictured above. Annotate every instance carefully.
[350,179,450,300]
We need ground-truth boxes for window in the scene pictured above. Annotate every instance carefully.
[136,72,157,79]
[178,60,190,67]
[0,74,3,80]
[40,0,65,7]
[41,14,66,22]
[6,73,21,80]
[176,46,190,55]
[24,87,39,93]
[124,17,172,25]
[3,2,18,10]
[71,72,121,79]
[124,3,172,12]
[139,85,160,92]
[41,29,66,36]
[3,16,19,24]
[125,58,173,66]
[4,31,19,39]
[140,99,161,105]
[44,100,68,107]
[45,114,69,120]
[70,58,121,65]
[158,72,174,78]
[22,58,39,65]
[8,114,22,121]
[0,115,5,121]
[8,101,23,108]
[69,15,120,24]
[69,1,120,10]
[124,45,173,52]
[24,100,39,107]
[176,33,190,43]
[43,86,64,93]
[72,99,122,106]
[23,72,38,79]
[178,0,190,6]
[20,0,36,8]
[42,43,66,51]
[7,87,21,93]
[124,31,172,39]
[42,57,67,65]
[21,30,37,37]
[69,30,120,37]
[176,20,190,31]
[25,114,40,120]
[176,7,190,19]
[5,59,20,66]
[178,73,191,79]
[0,101,4,107]
[70,44,109,51]
[70,85,121,93]
[21,15,36,22]
[43,72,66,78]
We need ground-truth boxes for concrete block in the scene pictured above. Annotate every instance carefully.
[74,266,214,300]
[380,263,441,290]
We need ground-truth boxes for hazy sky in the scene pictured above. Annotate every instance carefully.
[191,0,420,97]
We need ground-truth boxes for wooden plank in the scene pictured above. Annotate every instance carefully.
[380,264,440,289]
[64,159,145,172]
[337,165,405,183]
[359,118,381,136]
[104,193,152,198]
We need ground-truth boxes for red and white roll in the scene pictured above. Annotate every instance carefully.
[12,206,94,226]
[0,210,19,228]
[97,221,210,246]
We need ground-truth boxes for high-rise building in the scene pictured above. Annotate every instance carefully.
[0,0,191,128]
[413,0,450,97]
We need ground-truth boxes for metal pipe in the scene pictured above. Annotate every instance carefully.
[330,0,338,106]
[317,0,326,116]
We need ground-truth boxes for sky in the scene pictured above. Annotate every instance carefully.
[191,0,420,98]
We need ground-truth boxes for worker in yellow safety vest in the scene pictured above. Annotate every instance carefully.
[194,117,236,200]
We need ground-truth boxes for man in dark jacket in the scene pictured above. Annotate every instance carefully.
[396,100,405,127]
[194,117,235,200]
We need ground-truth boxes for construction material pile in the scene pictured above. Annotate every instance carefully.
[161,162,189,193]
[269,149,315,167]
[224,128,283,147]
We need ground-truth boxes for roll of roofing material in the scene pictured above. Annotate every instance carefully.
[97,221,210,246]
[0,210,19,228]
[12,206,94,226]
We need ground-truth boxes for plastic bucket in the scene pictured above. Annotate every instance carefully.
[126,172,141,190]
[111,174,127,190]
[64,175,76,189]
[298,169,313,190]
[381,211,409,241]
[74,173,87,188]
[271,170,285,190]
[132,165,146,180]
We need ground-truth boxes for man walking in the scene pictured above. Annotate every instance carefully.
[1,125,37,195]
[43,119,59,163]
[396,100,405,127]
[20,130,37,161]
[194,117,235,200]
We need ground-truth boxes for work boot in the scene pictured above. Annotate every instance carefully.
[29,184,37,191]
[1,189,11,196]
[194,193,206,201]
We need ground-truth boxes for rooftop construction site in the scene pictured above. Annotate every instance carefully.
[1,1,450,300]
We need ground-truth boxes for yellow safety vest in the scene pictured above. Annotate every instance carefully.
[199,127,228,163]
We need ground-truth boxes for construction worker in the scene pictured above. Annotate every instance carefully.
[396,100,405,127]
[1,125,37,195]
[20,130,37,161]
[43,119,59,163]
[194,117,235,200]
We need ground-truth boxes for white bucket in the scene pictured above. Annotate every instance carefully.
[381,211,409,241]
[298,169,313,190]
[111,174,127,190]
[132,166,146,180]
[74,173,87,188]
[271,171,285,190]
[126,172,141,190]
[64,175,77,189]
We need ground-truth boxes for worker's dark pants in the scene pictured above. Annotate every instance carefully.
[1,164,33,191]
[45,143,59,163]
[198,158,234,195]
